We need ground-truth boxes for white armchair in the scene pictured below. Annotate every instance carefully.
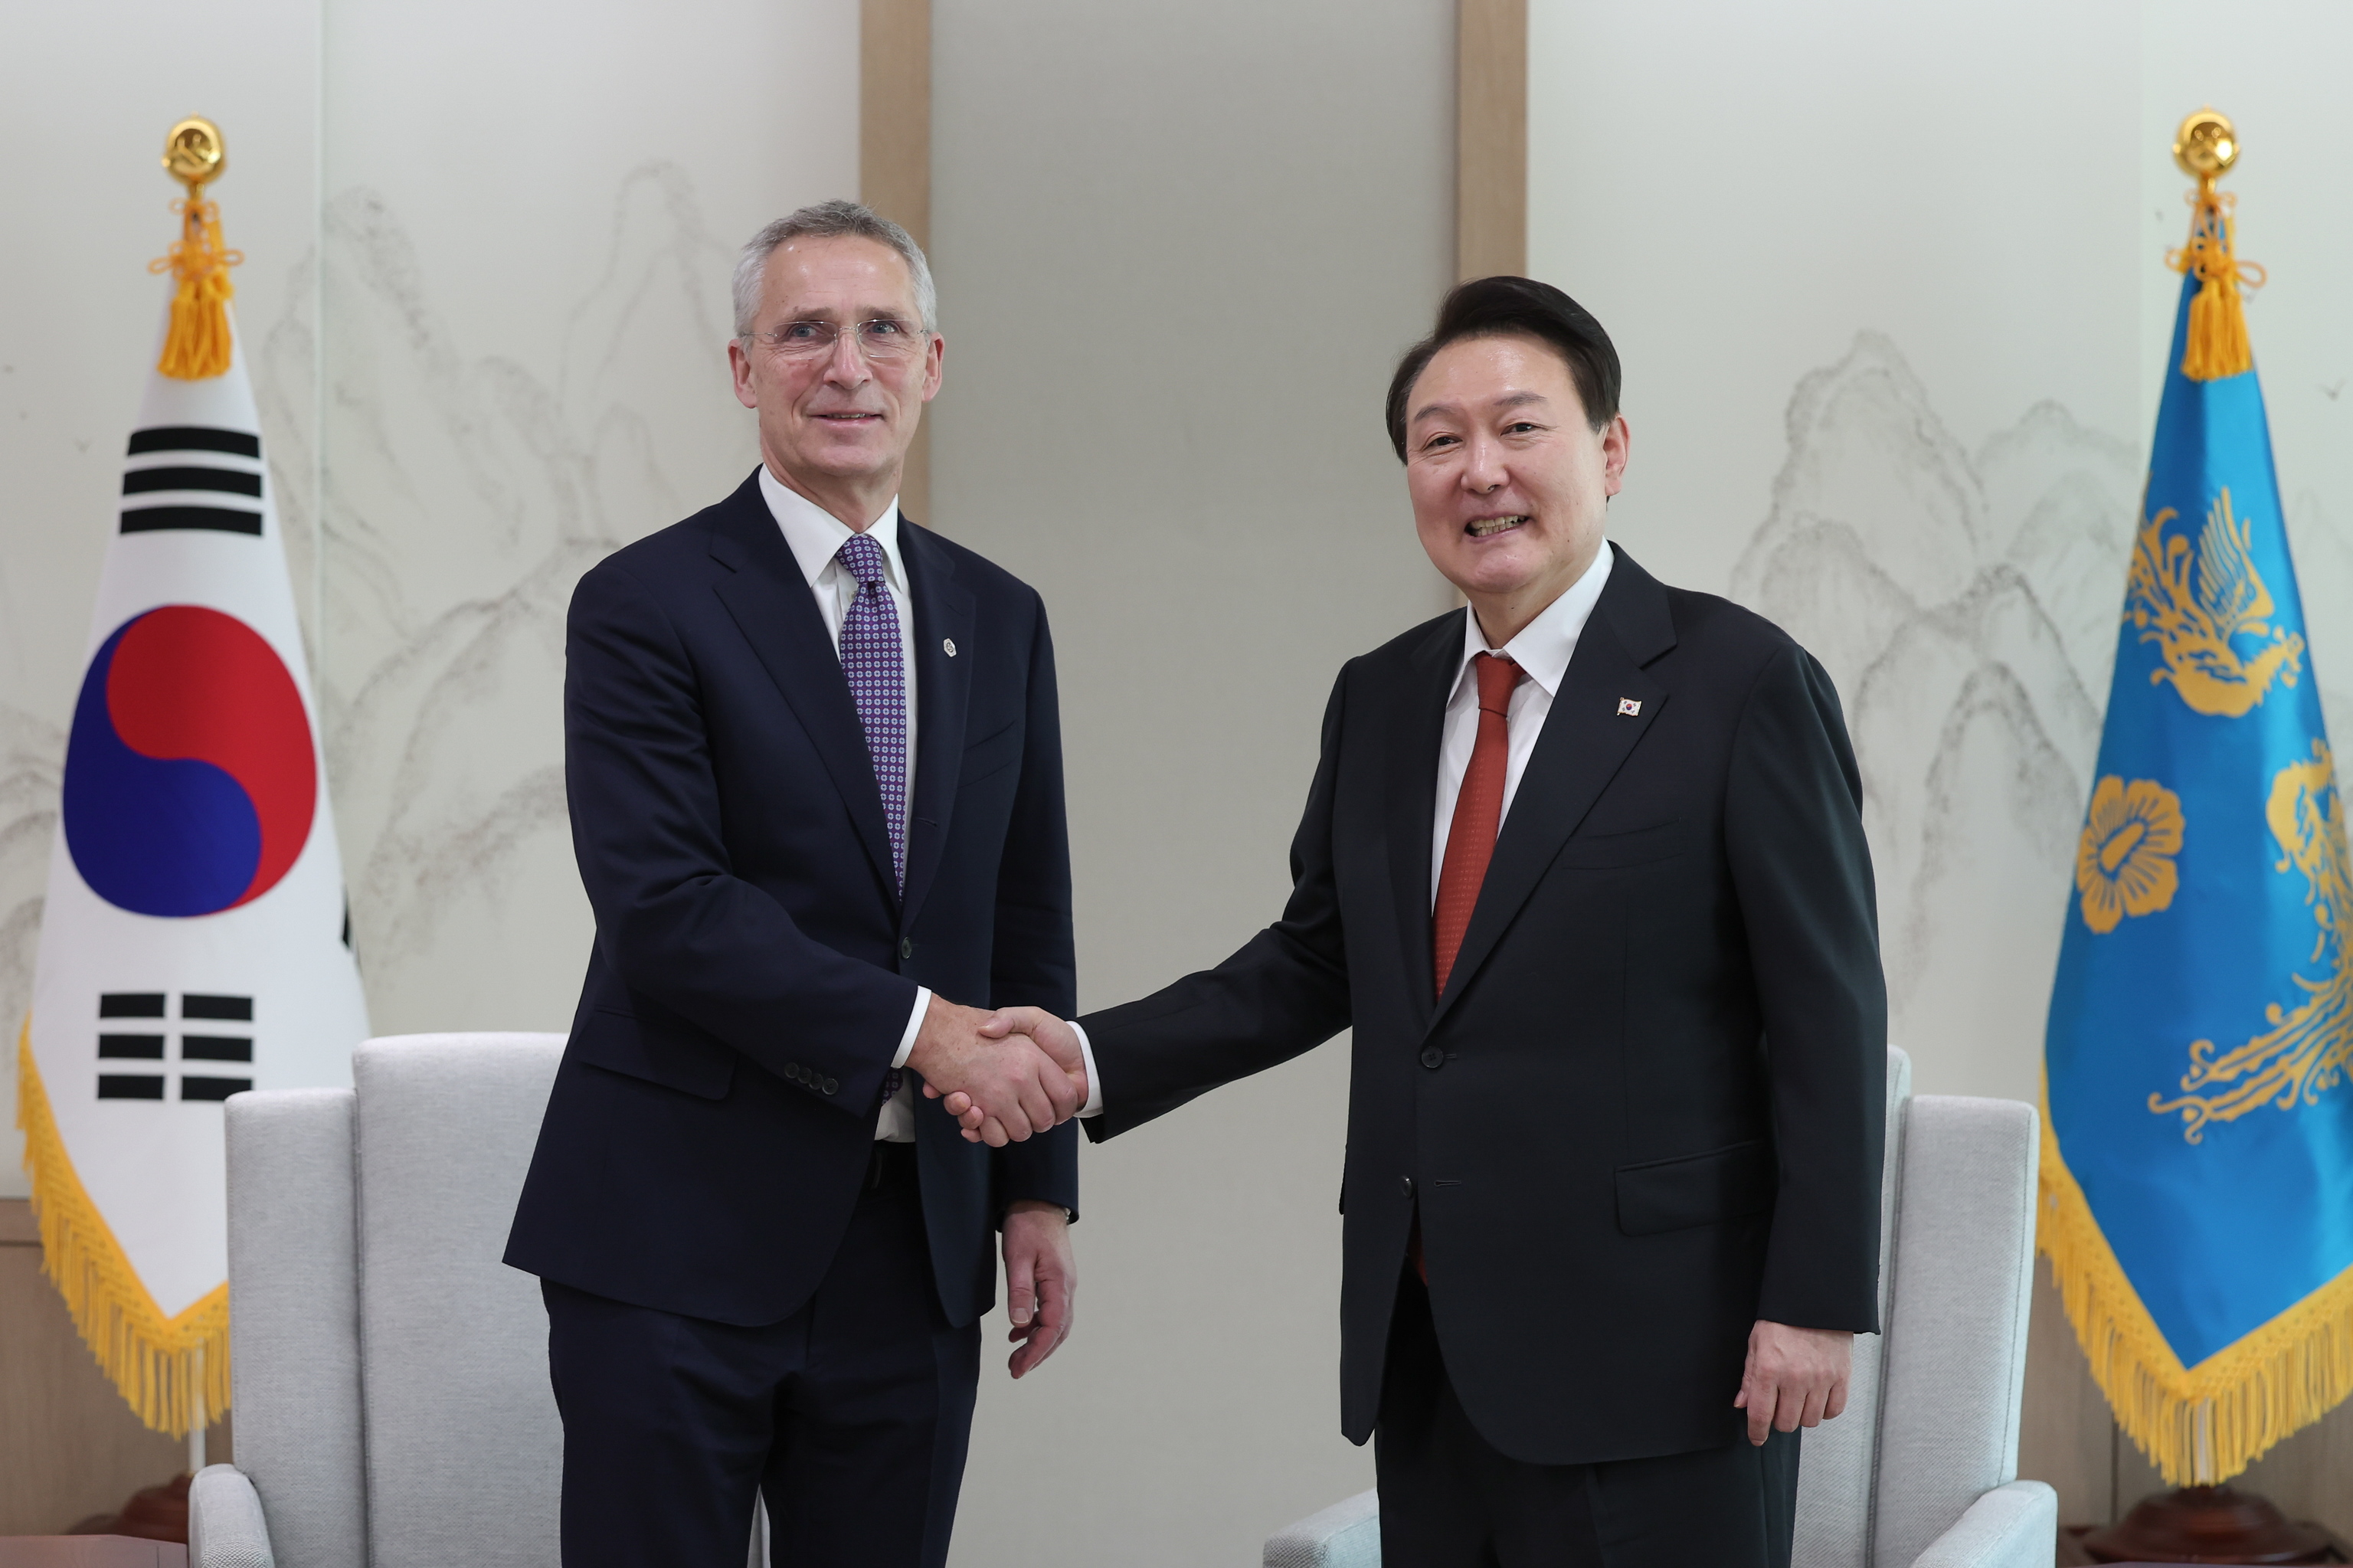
[1262,1048,2057,1568]
[186,1033,772,1568]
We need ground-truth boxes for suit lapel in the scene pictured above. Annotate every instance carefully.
[898,519,975,933]
[1386,613,1467,1030]
[1427,552,1679,1034]
[705,476,899,901]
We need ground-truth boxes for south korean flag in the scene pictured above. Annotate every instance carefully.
[21,302,369,1437]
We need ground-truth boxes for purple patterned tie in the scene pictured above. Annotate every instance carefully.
[836,532,907,889]
[837,532,908,1107]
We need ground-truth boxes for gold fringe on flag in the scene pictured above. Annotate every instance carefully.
[148,195,241,381]
[2039,1095,2353,1485]
[15,1020,230,1437]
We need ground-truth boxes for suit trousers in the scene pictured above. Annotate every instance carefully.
[542,1142,982,1568]
[1376,1266,1799,1568]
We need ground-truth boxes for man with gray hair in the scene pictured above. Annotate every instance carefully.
[506,198,1089,1566]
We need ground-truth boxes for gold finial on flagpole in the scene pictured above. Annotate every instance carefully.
[151,116,240,380]
[2167,107,2260,381]
[2172,107,2237,201]
[162,116,227,196]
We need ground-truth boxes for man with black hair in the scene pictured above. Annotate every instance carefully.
[960,277,1887,1566]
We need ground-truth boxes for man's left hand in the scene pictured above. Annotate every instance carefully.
[1000,1200,1075,1378]
[1734,1320,1852,1445]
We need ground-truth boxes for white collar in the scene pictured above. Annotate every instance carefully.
[1453,541,1615,699]
[758,463,905,591]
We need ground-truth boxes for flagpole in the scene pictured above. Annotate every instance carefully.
[188,1343,206,1474]
[162,115,227,1487]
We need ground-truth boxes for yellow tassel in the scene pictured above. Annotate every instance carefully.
[148,196,241,381]
[15,1020,231,1436]
[2038,1087,2353,1485]
[2167,190,2264,382]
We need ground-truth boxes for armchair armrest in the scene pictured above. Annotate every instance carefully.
[188,1464,275,1568]
[1912,1480,2057,1568]
[1264,1488,1380,1568]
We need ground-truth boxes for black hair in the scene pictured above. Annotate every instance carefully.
[1384,276,1622,460]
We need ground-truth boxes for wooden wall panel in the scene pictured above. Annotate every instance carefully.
[862,0,934,524]
[0,1199,227,1534]
[1455,0,1527,280]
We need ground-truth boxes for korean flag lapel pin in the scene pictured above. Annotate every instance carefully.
[1617,698,1642,717]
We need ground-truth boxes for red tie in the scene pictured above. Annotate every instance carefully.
[1433,653,1523,997]
[1414,653,1523,1288]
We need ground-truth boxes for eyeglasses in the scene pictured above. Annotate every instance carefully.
[743,318,928,362]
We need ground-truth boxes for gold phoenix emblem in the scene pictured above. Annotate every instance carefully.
[2076,777,2185,935]
[2126,487,2305,718]
[2152,741,2353,1142]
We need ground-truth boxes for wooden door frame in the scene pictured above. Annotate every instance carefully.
[1457,0,1527,280]
[861,0,934,519]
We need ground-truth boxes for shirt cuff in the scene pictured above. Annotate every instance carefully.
[892,988,931,1070]
[1070,1020,1105,1118]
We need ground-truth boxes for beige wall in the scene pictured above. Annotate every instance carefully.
[925,2,1456,1561]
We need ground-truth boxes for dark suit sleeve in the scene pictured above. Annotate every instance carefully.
[988,597,1082,1218]
[1723,643,1888,1333]
[565,560,915,1115]
[1077,666,1356,1140]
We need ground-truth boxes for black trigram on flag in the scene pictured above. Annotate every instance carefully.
[119,425,265,535]
[94,991,253,1102]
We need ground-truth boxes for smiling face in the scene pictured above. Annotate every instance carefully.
[1402,333,1629,645]
[728,233,944,527]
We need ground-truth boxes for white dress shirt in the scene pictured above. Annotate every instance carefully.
[1070,543,1618,1120]
[758,465,929,1141]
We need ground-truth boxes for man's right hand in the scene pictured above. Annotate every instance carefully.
[934,1007,1087,1143]
[905,995,1085,1147]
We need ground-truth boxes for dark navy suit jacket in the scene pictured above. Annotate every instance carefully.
[1079,552,1883,1463]
[506,470,1078,1328]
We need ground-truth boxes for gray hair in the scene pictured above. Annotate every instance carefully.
[732,199,938,338]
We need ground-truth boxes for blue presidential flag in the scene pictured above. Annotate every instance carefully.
[2042,189,2353,1485]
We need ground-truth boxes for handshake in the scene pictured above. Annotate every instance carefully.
[905,997,1086,1147]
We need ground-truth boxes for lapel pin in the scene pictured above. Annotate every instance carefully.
[943,638,957,657]
[1617,699,1642,717]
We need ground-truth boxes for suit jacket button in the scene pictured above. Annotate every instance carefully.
[900,938,915,960]
[1400,1176,1415,1198]
[822,1077,838,1095]
[1419,1046,1445,1069]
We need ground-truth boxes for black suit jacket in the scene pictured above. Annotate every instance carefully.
[506,471,1078,1328]
[1080,549,1883,1465]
